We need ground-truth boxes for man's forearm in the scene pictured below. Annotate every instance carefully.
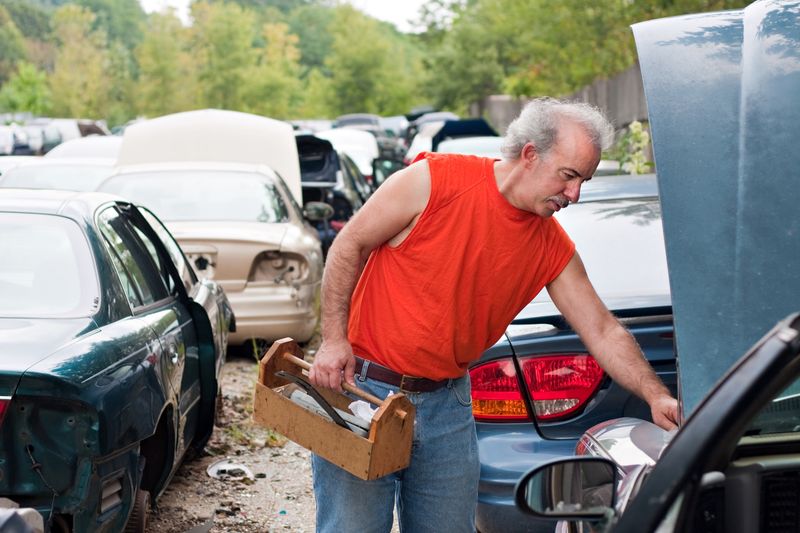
[587,322,671,404]
[320,233,370,342]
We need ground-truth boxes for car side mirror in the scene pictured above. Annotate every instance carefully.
[515,457,617,519]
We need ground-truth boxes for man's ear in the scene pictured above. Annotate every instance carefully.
[521,142,538,167]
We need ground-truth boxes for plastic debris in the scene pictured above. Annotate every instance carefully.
[206,459,255,481]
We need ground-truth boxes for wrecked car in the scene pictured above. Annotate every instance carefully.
[0,189,232,532]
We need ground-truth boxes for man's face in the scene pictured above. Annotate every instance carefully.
[518,121,600,218]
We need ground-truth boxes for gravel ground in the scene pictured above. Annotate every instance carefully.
[146,353,316,532]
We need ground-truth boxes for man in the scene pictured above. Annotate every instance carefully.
[309,98,679,532]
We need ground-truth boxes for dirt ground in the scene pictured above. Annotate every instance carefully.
[147,352,316,532]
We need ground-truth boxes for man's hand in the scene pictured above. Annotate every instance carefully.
[649,394,679,431]
[309,338,356,391]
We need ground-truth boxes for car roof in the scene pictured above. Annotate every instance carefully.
[45,136,122,159]
[0,188,120,220]
[116,109,302,204]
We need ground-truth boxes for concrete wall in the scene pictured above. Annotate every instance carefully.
[472,63,648,134]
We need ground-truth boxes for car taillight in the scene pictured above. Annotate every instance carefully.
[248,251,308,284]
[469,359,529,422]
[0,396,11,426]
[519,354,604,421]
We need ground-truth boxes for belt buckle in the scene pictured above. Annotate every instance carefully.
[399,375,412,393]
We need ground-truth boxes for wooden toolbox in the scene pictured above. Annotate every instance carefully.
[252,339,415,480]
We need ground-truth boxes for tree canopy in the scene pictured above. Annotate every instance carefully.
[0,0,750,126]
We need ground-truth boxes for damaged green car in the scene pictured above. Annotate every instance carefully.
[0,189,234,532]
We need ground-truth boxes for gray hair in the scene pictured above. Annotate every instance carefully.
[500,97,615,160]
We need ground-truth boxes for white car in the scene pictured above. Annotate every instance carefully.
[100,109,328,346]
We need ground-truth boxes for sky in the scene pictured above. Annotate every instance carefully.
[137,0,428,33]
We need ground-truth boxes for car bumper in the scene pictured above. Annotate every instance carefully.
[476,422,576,533]
[225,282,319,344]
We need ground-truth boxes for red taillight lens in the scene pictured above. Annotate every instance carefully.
[519,354,604,421]
[0,397,11,425]
[469,359,529,422]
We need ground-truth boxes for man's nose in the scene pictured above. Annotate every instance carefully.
[564,180,581,204]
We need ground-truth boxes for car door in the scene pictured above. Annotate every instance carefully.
[134,206,225,449]
[96,205,199,454]
[612,313,800,533]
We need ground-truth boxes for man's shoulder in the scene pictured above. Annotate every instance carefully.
[412,151,492,166]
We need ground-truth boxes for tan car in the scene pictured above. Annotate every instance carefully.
[99,110,329,345]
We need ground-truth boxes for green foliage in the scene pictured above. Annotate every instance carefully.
[422,4,503,113]
[0,0,51,39]
[609,121,653,175]
[75,0,145,50]
[323,5,421,116]
[0,5,27,84]
[191,1,256,110]
[0,61,50,114]
[49,4,110,118]
[135,11,196,117]
[294,67,332,118]
[423,0,751,106]
[287,4,333,74]
[242,22,302,118]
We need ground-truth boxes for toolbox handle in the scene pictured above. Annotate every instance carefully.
[284,353,403,417]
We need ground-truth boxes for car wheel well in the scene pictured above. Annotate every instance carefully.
[139,408,175,495]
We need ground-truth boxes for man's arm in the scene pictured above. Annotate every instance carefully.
[547,253,679,430]
[308,160,432,390]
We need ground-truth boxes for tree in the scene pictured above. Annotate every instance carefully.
[324,5,420,115]
[0,61,50,114]
[0,5,26,84]
[75,0,146,51]
[287,4,334,75]
[135,11,197,117]
[422,5,504,113]
[243,22,302,118]
[0,0,50,40]
[191,1,256,110]
[294,67,331,118]
[48,4,110,118]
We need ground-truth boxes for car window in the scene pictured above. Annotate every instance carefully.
[131,223,178,297]
[140,208,198,294]
[97,207,168,308]
[99,170,289,223]
[271,172,304,220]
[0,212,99,318]
[743,378,800,438]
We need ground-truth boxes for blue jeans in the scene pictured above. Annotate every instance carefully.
[312,371,479,533]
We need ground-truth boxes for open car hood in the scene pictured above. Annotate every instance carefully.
[633,0,800,413]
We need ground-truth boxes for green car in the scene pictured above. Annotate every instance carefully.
[0,188,234,532]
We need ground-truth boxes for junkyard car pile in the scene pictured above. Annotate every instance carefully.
[0,109,335,531]
[98,110,330,346]
[513,1,800,532]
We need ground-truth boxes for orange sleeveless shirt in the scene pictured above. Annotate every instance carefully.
[348,153,575,379]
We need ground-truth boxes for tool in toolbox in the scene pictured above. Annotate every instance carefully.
[252,338,415,480]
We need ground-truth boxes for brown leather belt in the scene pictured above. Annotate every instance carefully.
[354,357,449,393]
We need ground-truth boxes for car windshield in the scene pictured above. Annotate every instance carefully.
[0,213,99,317]
[1,164,115,191]
[100,170,289,223]
[743,378,800,438]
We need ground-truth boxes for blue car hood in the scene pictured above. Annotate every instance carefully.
[633,0,800,413]
[0,317,97,377]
